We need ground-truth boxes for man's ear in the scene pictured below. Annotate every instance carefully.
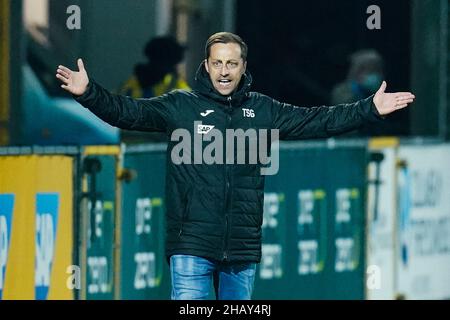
[243,61,247,74]
[204,59,209,74]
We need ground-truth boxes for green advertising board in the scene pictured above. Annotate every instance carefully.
[120,144,170,299]
[115,141,368,299]
[80,147,119,300]
[253,141,368,299]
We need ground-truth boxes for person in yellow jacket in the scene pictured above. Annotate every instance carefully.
[121,36,190,98]
[122,72,190,99]
[120,36,190,141]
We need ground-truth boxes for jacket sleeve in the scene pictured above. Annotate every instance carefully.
[74,80,176,132]
[271,95,385,140]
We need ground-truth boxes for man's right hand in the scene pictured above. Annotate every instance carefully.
[56,58,89,96]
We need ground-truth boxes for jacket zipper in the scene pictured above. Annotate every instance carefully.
[222,96,233,261]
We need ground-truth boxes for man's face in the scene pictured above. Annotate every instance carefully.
[205,43,247,96]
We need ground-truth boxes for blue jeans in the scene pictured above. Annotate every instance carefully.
[170,255,257,300]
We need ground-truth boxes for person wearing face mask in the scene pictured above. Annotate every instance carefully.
[332,49,384,104]
[331,49,387,136]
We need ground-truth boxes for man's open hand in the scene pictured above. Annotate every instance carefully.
[56,58,89,96]
[373,81,415,116]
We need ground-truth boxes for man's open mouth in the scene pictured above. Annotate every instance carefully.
[218,79,232,88]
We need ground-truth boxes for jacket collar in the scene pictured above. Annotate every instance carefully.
[193,62,253,106]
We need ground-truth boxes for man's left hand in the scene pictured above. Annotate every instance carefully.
[373,81,415,116]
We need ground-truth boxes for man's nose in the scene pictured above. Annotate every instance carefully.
[220,65,229,76]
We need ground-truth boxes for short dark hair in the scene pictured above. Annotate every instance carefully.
[205,32,248,61]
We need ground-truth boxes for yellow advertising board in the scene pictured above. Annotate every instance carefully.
[0,155,74,299]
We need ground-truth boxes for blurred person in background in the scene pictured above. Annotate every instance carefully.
[331,49,387,136]
[120,36,190,142]
[331,49,384,105]
[120,36,190,99]
[56,32,414,300]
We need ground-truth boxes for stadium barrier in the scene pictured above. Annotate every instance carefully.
[79,146,121,300]
[119,143,170,299]
[365,138,450,300]
[395,140,450,300]
[254,140,368,299]
[1,139,449,300]
[365,137,399,300]
[0,145,121,300]
[0,146,77,300]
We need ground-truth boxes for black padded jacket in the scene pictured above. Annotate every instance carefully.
[74,64,383,263]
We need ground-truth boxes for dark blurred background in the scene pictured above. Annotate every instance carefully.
[0,0,448,145]
[237,0,411,135]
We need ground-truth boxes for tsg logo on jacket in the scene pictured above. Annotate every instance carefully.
[242,108,255,118]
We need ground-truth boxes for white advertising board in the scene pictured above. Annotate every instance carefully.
[397,144,450,299]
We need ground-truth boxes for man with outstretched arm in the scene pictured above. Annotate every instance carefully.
[56,32,414,300]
